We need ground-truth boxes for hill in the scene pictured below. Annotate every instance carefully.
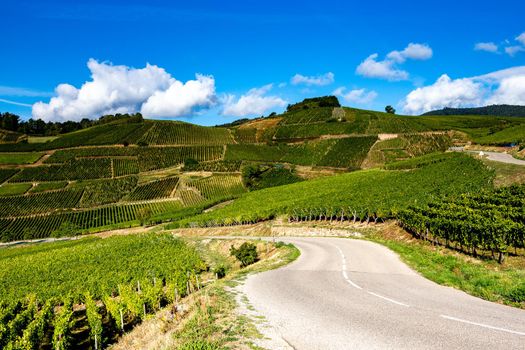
[422,105,525,117]
[0,98,524,243]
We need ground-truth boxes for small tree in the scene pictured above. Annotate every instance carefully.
[385,105,396,114]
[137,207,152,226]
[51,222,80,238]
[230,242,258,267]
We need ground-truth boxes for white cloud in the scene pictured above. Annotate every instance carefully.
[222,84,286,117]
[333,87,377,104]
[356,43,432,81]
[32,59,217,122]
[356,54,409,81]
[387,43,433,63]
[474,42,499,53]
[505,46,525,57]
[485,75,525,105]
[141,75,216,117]
[291,72,334,86]
[403,66,525,114]
[516,32,525,46]
[403,75,483,114]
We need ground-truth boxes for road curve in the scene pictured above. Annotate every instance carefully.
[240,237,525,349]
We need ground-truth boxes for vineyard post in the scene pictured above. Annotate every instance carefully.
[137,281,141,293]
[143,303,147,319]
[340,209,344,223]
[94,334,98,350]
[195,272,200,290]
[119,309,124,331]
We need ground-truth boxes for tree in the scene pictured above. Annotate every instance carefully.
[230,242,258,267]
[385,105,396,114]
[137,207,152,226]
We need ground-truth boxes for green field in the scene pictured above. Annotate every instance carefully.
[0,234,205,349]
[0,152,43,165]
[170,153,493,227]
[0,183,32,196]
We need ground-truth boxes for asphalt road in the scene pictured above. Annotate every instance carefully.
[480,151,525,165]
[240,237,525,349]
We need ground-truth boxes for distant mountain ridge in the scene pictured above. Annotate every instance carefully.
[422,105,525,117]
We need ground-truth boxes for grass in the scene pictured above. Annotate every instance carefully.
[0,183,32,196]
[0,152,43,164]
[29,181,69,193]
[482,159,525,187]
[27,136,59,143]
[171,239,300,349]
[369,223,525,308]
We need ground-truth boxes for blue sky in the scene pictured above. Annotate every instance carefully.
[1,0,525,125]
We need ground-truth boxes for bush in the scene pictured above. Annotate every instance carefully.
[137,141,149,147]
[51,221,80,238]
[506,283,525,303]
[230,242,258,267]
[213,265,227,279]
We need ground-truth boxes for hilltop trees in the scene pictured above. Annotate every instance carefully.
[385,105,396,114]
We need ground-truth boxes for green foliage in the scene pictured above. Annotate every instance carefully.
[50,221,80,238]
[230,242,258,267]
[0,189,82,217]
[0,234,203,303]
[0,169,18,183]
[0,200,189,242]
[127,177,178,201]
[84,292,103,348]
[173,154,493,228]
[226,137,375,168]
[385,105,396,114]
[28,181,68,193]
[183,160,242,172]
[0,152,43,165]
[11,158,112,182]
[137,121,234,145]
[0,183,32,196]
[422,105,525,117]
[78,176,138,207]
[188,174,246,201]
[52,299,75,350]
[242,163,301,190]
[286,96,340,112]
[398,184,525,263]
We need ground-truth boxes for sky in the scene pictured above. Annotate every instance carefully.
[1,0,525,125]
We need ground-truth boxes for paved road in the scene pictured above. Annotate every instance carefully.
[450,148,525,165]
[240,237,525,349]
[479,151,525,165]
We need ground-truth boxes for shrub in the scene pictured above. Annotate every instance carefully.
[230,242,258,267]
[213,265,227,279]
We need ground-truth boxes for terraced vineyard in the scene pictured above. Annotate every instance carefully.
[0,200,189,241]
[137,121,234,145]
[188,174,246,201]
[127,177,179,201]
[0,189,83,217]
[10,158,112,182]
[171,153,493,228]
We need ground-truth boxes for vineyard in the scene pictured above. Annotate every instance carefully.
[183,160,242,172]
[0,189,83,217]
[0,199,189,241]
[0,234,206,349]
[225,137,376,168]
[127,177,179,201]
[137,121,234,145]
[398,184,525,263]
[170,154,494,228]
[10,158,112,182]
[188,174,246,201]
[77,176,139,207]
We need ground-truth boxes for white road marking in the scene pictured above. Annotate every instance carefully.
[335,245,362,290]
[441,315,525,336]
[367,291,410,307]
